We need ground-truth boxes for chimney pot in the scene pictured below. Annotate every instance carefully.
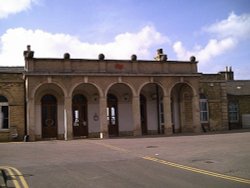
[98,53,105,60]
[131,54,137,61]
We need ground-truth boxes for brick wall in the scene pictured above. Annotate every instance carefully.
[199,80,229,131]
[228,95,250,129]
[0,72,25,141]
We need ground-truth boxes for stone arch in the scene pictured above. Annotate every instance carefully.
[139,82,165,135]
[0,90,14,104]
[33,83,65,140]
[105,81,136,97]
[32,80,67,99]
[69,82,103,99]
[71,83,101,102]
[34,83,65,104]
[106,83,134,136]
[168,81,198,97]
[71,83,101,137]
[138,81,166,97]
[170,82,195,133]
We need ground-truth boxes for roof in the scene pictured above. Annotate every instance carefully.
[227,80,250,96]
[0,66,25,73]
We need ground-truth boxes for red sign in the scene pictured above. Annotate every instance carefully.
[115,64,124,70]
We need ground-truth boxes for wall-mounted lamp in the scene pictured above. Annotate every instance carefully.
[93,113,99,121]
[123,94,129,101]
[93,93,99,102]
[151,93,157,100]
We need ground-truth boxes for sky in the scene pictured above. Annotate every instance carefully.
[0,0,250,79]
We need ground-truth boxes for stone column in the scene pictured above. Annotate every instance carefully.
[27,98,35,141]
[192,94,202,133]
[64,96,73,140]
[163,95,173,135]
[132,95,141,136]
[99,96,108,138]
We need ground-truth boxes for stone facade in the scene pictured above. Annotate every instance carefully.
[200,73,229,131]
[22,47,202,141]
[0,68,25,141]
[0,47,249,142]
[227,80,250,129]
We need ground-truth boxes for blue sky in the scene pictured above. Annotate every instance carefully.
[0,0,250,79]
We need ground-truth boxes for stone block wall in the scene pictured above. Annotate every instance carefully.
[0,72,25,141]
[199,79,229,131]
[228,95,250,129]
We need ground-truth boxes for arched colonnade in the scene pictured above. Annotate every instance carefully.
[26,77,201,140]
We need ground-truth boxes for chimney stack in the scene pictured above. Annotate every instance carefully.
[220,66,234,80]
[23,45,34,59]
[154,48,167,61]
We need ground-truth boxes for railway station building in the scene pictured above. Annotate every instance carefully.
[0,46,249,141]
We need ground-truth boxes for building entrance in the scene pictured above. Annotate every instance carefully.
[41,95,57,138]
[107,94,119,136]
[72,94,88,137]
[140,94,148,135]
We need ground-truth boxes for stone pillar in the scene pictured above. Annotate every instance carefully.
[27,98,35,141]
[163,95,173,135]
[192,94,202,133]
[132,95,141,136]
[64,96,73,140]
[99,96,108,138]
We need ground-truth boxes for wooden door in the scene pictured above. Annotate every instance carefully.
[41,95,57,138]
[140,94,148,135]
[72,94,88,137]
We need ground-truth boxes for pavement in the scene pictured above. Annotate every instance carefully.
[0,131,250,188]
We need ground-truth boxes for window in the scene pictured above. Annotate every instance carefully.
[0,95,9,129]
[199,94,209,123]
[228,102,239,122]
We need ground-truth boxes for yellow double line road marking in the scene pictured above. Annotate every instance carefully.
[92,141,250,185]
[90,141,129,153]
[143,156,250,185]
[0,166,29,188]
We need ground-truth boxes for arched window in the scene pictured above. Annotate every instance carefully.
[200,94,209,123]
[0,95,9,129]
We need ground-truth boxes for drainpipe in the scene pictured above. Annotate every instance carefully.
[23,74,27,136]
[23,74,29,141]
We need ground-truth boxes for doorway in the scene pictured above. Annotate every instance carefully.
[171,83,194,133]
[72,94,88,137]
[140,94,148,135]
[107,94,119,136]
[41,94,57,138]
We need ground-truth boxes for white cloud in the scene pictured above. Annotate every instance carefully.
[0,26,168,66]
[0,0,37,19]
[173,12,250,65]
[203,12,250,39]
[173,38,236,62]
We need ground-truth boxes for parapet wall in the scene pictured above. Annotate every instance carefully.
[25,58,198,75]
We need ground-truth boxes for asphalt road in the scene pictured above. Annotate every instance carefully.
[0,131,250,188]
